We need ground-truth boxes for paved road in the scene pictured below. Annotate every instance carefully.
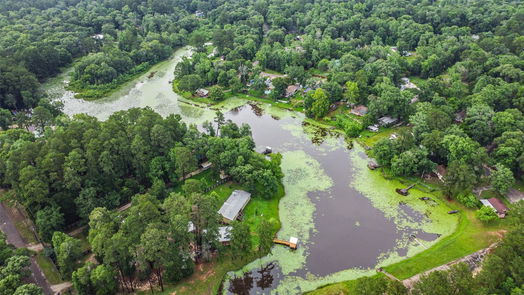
[0,202,54,295]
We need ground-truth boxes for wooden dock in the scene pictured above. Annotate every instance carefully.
[273,238,298,249]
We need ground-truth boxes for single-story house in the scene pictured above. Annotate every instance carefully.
[91,34,104,40]
[368,124,379,132]
[481,198,509,218]
[196,88,209,97]
[200,161,212,170]
[350,105,368,117]
[195,10,204,17]
[378,116,398,126]
[285,85,300,98]
[218,190,251,223]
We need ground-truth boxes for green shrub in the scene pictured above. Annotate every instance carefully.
[456,193,481,208]
[476,206,498,223]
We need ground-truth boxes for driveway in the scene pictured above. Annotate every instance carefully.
[507,189,524,204]
[0,202,53,295]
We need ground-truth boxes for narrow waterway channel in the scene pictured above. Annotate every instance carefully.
[45,47,458,294]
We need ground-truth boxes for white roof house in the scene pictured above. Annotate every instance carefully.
[378,116,398,126]
[218,190,251,222]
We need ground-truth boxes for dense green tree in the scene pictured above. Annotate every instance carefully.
[230,221,252,260]
[391,148,435,176]
[13,284,42,295]
[491,164,515,196]
[35,207,64,242]
[52,232,82,277]
[209,85,225,101]
[344,81,360,103]
[0,108,12,130]
[476,206,498,223]
[306,88,330,119]
[257,220,274,256]
[178,74,203,92]
[372,139,399,167]
[172,146,198,179]
[443,161,478,198]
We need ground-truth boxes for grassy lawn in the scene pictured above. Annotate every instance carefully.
[14,219,38,245]
[384,202,506,279]
[358,127,399,148]
[35,252,63,285]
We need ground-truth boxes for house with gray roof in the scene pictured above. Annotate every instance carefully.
[218,190,251,223]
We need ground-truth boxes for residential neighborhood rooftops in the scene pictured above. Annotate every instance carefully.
[218,190,251,222]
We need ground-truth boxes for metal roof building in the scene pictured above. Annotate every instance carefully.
[218,190,251,223]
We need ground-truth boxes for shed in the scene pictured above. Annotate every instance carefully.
[378,116,398,126]
[196,88,209,97]
[218,190,251,223]
[487,198,509,218]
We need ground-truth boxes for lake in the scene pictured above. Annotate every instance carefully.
[45,47,458,294]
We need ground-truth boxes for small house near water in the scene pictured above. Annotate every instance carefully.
[196,88,209,97]
[481,198,509,218]
[218,190,251,223]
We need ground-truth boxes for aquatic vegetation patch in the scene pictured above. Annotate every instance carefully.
[349,144,459,265]
[225,150,333,291]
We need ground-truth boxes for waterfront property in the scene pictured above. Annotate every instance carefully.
[218,190,251,223]
[480,198,509,218]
